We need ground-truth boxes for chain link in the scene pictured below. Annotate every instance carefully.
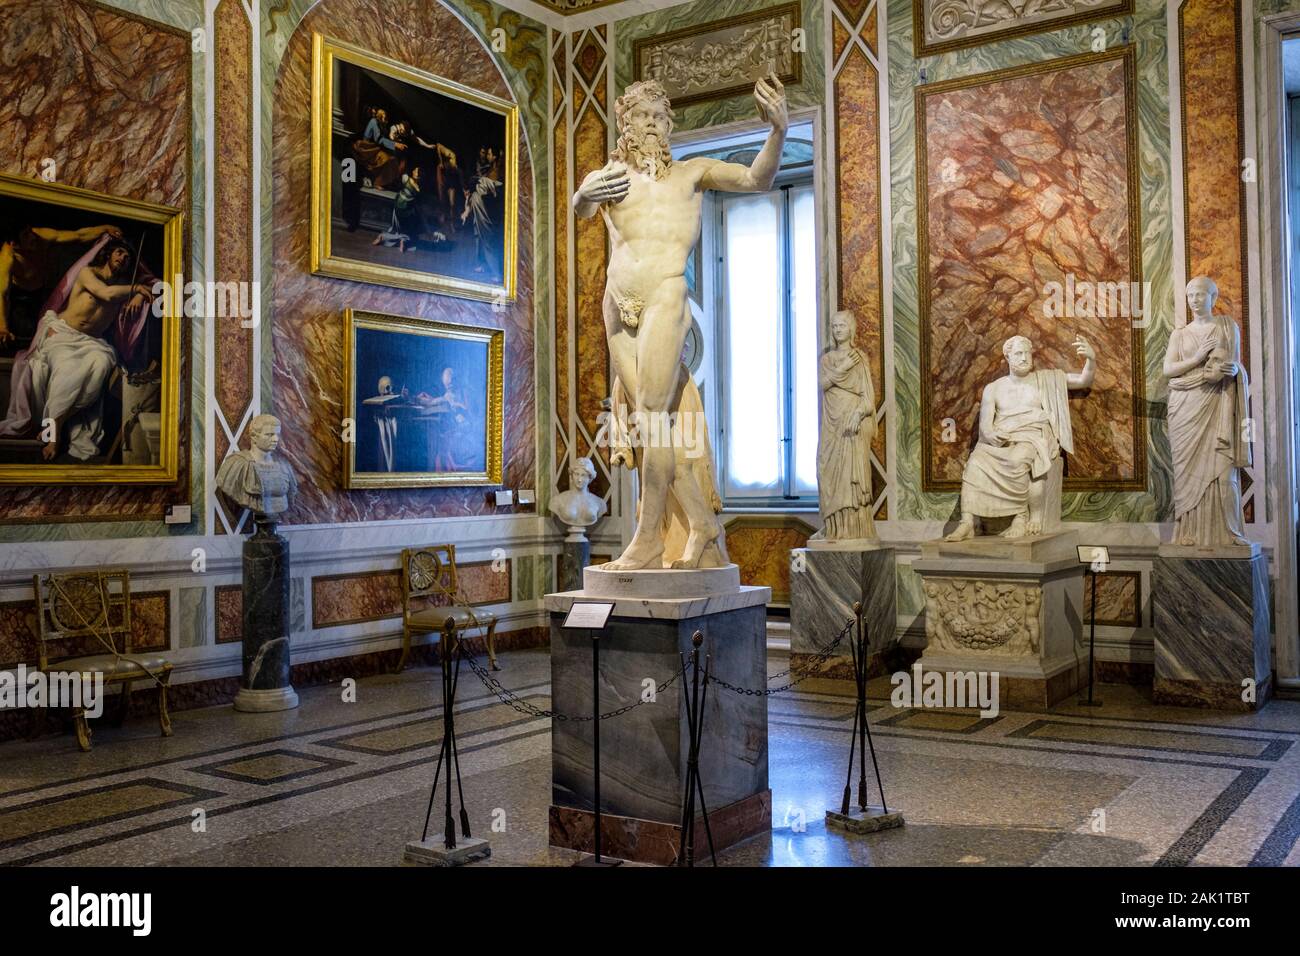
[707,615,856,697]
[455,614,857,717]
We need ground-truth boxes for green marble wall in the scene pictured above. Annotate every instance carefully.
[889,0,1173,524]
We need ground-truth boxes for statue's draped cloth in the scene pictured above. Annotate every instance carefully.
[1167,315,1251,545]
[959,369,1073,518]
[816,347,874,540]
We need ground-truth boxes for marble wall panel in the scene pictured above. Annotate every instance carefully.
[916,48,1145,491]
[0,589,168,664]
[0,0,193,523]
[724,517,815,603]
[311,570,403,629]
[270,0,538,524]
[1083,569,1140,628]
[1178,0,1248,361]
[215,584,242,643]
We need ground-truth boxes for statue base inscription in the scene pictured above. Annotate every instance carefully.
[1153,548,1271,711]
[543,582,770,864]
[913,533,1084,708]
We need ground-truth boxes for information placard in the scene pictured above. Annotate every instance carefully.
[561,601,615,631]
[1077,545,1110,568]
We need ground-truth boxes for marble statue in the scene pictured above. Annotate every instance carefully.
[810,310,878,544]
[945,334,1095,540]
[573,75,788,570]
[1163,276,1251,549]
[550,457,607,532]
[216,414,298,517]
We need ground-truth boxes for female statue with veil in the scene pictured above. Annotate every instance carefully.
[811,309,877,543]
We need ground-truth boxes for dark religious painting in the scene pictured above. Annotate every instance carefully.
[311,34,519,303]
[343,309,503,488]
[0,174,183,484]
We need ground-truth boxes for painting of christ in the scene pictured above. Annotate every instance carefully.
[311,34,519,303]
[0,173,183,484]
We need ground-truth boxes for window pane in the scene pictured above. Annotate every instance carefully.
[721,191,784,499]
[789,184,820,497]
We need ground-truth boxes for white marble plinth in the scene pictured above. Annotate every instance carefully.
[233,686,300,713]
[583,563,741,598]
[922,530,1078,563]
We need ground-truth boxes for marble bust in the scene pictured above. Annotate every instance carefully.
[945,334,1095,540]
[573,74,788,570]
[809,310,878,544]
[550,457,606,537]
[1163,276,1251,550]
[216,414,298,518]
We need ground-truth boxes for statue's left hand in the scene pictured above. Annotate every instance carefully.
[1217,361,1241,378]
[1073,336,1095,362]
[754,73,788,132]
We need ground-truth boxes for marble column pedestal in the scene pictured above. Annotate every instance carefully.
[234,518,299,713]
[544,565,771,865]
[556,527,591,594]
[911,533,1084,708]
[1153,546,1271,711]
[790,544,897,679]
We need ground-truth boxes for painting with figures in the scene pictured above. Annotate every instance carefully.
[312,34,519,303]
[0,174,182,485]
[343,309,503,489]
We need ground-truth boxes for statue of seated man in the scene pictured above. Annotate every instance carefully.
[946,334,1096,541]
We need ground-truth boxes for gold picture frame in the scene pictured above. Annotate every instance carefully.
[311,34,519,303]
[0,172,184,485]
[343,308,504,489]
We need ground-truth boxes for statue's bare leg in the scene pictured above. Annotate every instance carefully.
[602,284,692,570]
[945,514,976,541]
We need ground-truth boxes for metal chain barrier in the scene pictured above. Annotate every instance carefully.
[453,609,858,720]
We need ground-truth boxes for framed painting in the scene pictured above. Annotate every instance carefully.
[311,34,519,303]
[343,309,503,489]
[0,173,183,485]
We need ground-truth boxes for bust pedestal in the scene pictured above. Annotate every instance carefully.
[912,532,1085,708]
[1153,545,1271,711]
[233,517,299,712]
[544,565,771,865]
[790,541,897,679]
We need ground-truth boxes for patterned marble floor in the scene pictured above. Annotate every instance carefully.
[1,648,1298,867]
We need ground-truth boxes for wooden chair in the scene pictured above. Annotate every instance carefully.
[31,570,173,752]
[396,545,499,674]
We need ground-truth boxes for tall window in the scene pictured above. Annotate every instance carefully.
[715,178,820,503]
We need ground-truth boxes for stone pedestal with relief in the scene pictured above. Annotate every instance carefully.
[912,532,1085,708]
[544,564,771,865]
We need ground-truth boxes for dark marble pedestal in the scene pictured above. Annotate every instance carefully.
[234,517,299,712]
[1153,549,1271,711]
[544,580,771,865]
[790,545,897,679]
[557,534,590,594]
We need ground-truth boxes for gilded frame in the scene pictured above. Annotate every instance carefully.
[914,46,1147,494]
[913,0,1134,58]
[0,172,184,486]
[632,2,803,110]
[310,34,520,303]
[343,308,504,489]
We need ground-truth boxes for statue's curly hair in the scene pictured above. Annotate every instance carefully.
[610,80,675,167]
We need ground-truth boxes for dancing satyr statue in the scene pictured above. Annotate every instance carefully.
[573,74,789,570]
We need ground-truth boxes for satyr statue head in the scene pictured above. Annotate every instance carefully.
[1003,335,1034,376]
[611,80,674,180]
[249,414,281,454]
[378,375,393,396]
[570,457,596,493]
[829,310,855,348]
[1186,275,1219,319]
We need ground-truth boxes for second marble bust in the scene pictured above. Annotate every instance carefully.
[216,414,298,517]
